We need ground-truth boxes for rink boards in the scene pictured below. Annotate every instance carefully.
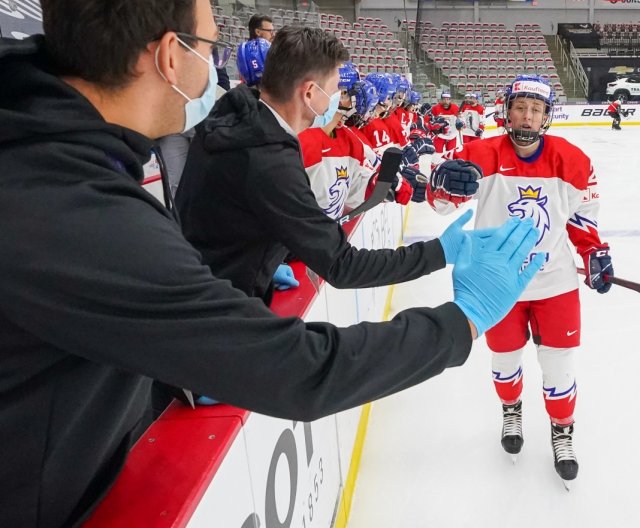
[85,198,407,528]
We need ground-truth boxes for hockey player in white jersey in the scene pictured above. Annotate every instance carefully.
[299,65,414,216]
[493,89,506,133]
[459,93,485,143]
[427,74,614,486]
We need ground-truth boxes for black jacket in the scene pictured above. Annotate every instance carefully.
[0,36,472,527]
[177,85,448,304]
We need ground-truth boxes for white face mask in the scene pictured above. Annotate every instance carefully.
[155,38,219,132]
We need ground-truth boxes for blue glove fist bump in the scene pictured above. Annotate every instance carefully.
[273,263,300,291]
[452,217,544,336]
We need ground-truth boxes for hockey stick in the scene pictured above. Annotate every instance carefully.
[338,147,403,225]
[577,267,640,293]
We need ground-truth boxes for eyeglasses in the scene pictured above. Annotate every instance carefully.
[258,27,276,34]
[175,32,233,68]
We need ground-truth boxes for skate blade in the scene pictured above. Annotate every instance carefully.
[510,454,518,465]
[561,478,571,492]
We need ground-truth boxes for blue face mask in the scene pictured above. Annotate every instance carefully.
[156,39,219,132]
[309,84,341,128]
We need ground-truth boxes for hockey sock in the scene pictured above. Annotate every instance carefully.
[537,345,577,424]
[492,349,524,404]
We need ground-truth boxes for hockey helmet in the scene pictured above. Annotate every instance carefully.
[365,72,394,105]
[504,74,555,145]
[344,79,379,128]
[339,62,360,90]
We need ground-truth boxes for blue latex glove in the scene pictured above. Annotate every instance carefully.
[273,263,300,291]
[196,395,219,405]
[438,209,501,264]
[452,217,545,336]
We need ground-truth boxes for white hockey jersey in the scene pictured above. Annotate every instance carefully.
[430,134,604,301]
[431,103,460,140]
[299,125,379,220]
[459,102,485,138]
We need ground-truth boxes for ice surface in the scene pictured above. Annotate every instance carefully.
[348,127,640,528]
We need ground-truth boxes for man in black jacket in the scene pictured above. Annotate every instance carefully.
[175,27,476,304]
[0,1,541,526]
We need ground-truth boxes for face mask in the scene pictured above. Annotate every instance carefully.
[308,83,341,128]
[155,38,219,133]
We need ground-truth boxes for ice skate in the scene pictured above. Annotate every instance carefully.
[551,422,578,490]
[501,401,523,463]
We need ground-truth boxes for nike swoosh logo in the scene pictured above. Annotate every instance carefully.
[567,330,578,336]
[500,165,516,171]
[322,148,332,153]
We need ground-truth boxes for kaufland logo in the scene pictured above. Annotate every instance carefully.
[512,81,551,99]
[606,0,640,3]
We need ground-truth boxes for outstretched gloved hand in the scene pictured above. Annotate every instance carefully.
[273,263,300,291]
[452,217,545,336]
[438,209,502,264]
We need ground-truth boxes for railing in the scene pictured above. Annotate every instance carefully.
[554,34,585,99]
[569,40,590,98]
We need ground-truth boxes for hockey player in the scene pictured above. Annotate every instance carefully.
[404,90,422,122]
[392,76,413,140]
[431,91,462,157]
[236,37,270,87]
[359,73,398,155]
[607,98,628,130]
[427,74,614,485]
[299,67,413,216]
[494,89,506,132]
[459,93,485,143]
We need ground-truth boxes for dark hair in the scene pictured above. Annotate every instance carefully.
[261,26,349,103]
[41,0,197,89]
[248,14,273,40]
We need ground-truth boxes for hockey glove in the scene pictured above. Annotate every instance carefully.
[430,159,482,204]
[391,173,414,205]
[400,166,428,203]
[453,217,544,336]
[401,144,420,167]
[412,136,436,155]
[475,128,483,138]
[582,245,613,293]
[419,102,432,116]
[455,119,464,130]
[273,263,300,291]
[409,127,428,140]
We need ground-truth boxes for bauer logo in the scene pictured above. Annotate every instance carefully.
[582,108,636,117]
